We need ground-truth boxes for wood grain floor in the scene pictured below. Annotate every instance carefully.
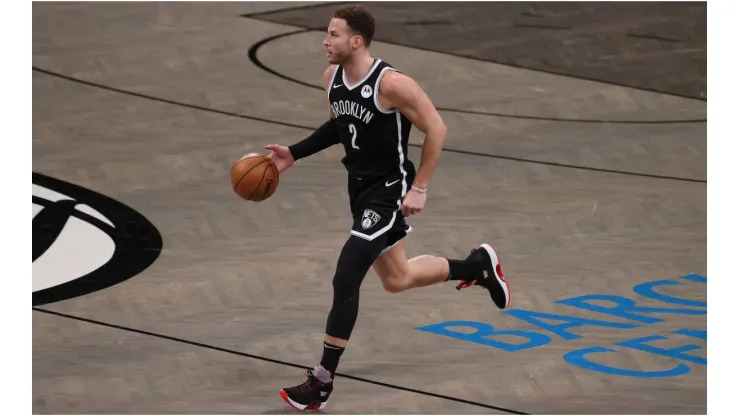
[32,2,706,414]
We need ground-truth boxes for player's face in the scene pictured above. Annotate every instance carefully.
[324,18,362,64]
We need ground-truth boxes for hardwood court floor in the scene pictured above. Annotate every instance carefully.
[32,2,707,414]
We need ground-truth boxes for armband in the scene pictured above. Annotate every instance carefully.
[288,118,340,160]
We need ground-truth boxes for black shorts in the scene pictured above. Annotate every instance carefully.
[347,173,413,255]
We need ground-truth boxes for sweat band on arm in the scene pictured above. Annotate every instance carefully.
[288,118,340,161]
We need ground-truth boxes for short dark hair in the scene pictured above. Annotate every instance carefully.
[333,4,375,47]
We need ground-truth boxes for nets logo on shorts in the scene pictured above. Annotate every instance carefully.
[32,172,163,306]
[361,209,381,230]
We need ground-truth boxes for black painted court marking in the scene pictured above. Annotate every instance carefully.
[403,20,453,26]
[32,307,529,415]
[240,1,351,19]
[627,33,684,43]
[243,5,706,103]
[247,29,706,125]
[32,67,706,184]
[32,67,311,131]
[514,23,571,31]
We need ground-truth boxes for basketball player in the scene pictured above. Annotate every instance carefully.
[264,5,511,411]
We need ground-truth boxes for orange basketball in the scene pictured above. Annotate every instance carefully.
[230,153,279,201]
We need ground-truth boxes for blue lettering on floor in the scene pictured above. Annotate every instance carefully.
[415,320,552,352]
[414,273,707,378]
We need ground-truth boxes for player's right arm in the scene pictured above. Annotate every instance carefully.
[264,65,339,173]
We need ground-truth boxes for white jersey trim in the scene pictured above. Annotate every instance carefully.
[373,66,397,115]
[395,111,409,206]
[327,65,340,118]
[327,65,340,99]
[342,59,382,91]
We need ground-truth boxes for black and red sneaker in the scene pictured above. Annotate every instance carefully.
[279,366,333,411]
[456,244,511,309]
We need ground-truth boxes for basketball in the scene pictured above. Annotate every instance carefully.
[230,153,279,201]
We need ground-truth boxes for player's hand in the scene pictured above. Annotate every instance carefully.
[264,144,295,173]
[402,189,426,217]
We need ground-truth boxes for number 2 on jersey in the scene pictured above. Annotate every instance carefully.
[349,123,359,150]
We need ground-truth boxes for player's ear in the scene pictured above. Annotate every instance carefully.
[351,34,362,49]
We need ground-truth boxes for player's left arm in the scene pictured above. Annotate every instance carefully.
[380,71,446,192]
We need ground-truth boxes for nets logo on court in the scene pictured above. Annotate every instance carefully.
[361,209,381,230]
[32,172,163,306]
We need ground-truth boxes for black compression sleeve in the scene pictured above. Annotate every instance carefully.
[288,118,340,161]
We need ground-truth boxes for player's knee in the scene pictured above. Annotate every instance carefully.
[381,278,407,293]
[332,272,361,299]
[380,274,411,293]
[332,235,381,298]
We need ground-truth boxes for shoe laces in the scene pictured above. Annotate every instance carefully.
[454,248,487,290]
[456,279,486,290]
[295,370,324,393]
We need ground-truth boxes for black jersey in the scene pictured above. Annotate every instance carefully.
[328,59,416,186]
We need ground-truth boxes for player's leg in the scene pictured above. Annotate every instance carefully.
[372,239,450,293]
[279,212,390,411]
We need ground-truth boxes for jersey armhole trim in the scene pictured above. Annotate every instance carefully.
[326,65,340,101]
[373,67,397,115]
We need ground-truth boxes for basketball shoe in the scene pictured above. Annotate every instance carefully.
[279,366,333,411]
[456,243,511,309]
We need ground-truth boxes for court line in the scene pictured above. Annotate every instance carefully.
[247,29,706,125]
[241,1,352,19]
[32,307,529,415]
[32,67,311,131]
[244,4,706,103]
[32,67,707,184]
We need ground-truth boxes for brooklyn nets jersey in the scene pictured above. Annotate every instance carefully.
[327,59,416,185]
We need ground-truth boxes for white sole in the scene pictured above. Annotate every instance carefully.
[280,390,327,411]
[480,243,510,308]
